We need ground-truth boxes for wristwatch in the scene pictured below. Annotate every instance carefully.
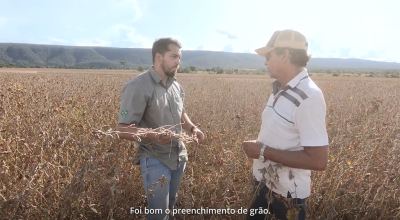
[190,126,197,133]
[259,145,267,162]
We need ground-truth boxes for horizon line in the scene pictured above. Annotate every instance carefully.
[0,42,399,64]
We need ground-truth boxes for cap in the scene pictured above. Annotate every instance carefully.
[255,29,308,57]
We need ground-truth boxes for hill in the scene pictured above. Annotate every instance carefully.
[1,43,400,71]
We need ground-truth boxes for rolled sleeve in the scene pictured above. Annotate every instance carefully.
[294,94,329,147]
[117,83,148,125]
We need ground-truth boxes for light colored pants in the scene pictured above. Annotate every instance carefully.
[140,158,186,220]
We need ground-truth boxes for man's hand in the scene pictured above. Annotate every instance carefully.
[242,140,263,159]
[192,128,205,144]
[180,113,205,144]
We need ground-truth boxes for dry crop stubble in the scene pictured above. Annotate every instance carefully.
[0,70,399,220]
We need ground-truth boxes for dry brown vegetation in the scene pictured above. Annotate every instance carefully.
[0,68,399,220]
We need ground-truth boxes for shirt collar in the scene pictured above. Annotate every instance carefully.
[272,69,309,95]
[149,66,162,84]
[286,68,309,88]
[149,66,177,84]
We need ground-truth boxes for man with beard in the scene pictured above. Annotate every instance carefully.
[117,37,205,220]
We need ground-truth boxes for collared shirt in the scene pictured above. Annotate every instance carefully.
[253,69,329,199]
[118,67,187,170]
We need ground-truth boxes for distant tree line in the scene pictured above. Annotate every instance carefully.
[310,68,400,78]
[1,62,399,77]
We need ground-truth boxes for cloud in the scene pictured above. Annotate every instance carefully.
[93,39,112,46]
[216,30,238,39]
[196,45,204,50]
[111,25,152,48]
[118,0,144,22]
[47,37,67,43]
[223,44,233,52]
[243,49,253,53]
[75,39,111,47]
[339,48,351,58]
[307,39,323,53]
[126,31,152,47]
[361,50,387,60]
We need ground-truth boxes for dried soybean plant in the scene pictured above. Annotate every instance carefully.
[92,119,199,155]
[246,164,302,220]
[92,120,199,200]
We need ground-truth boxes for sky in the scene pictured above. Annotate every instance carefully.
[0,0,399,62]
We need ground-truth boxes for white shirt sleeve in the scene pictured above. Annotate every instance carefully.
[294,93,329,147]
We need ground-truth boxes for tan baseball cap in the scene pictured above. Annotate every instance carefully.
[255,29,308,57]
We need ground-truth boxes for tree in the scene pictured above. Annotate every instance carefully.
[189,66,198,73]
[177,67,191,73]
[120,61,127,69]
[137,66,144,72]
[225,69,233,74]
[206,68,215,74]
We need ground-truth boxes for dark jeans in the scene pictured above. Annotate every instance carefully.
[247,181,307,220]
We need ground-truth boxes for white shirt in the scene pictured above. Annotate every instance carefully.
[253,69,329,199]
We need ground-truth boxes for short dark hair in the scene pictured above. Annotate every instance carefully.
[152,38,182,63]
[274,48,312,67]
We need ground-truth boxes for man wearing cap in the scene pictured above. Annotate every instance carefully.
[242,29,329,220]
[116,37,205,220]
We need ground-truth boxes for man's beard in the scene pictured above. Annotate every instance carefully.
[165,70,176,77]
[161,60,177,77]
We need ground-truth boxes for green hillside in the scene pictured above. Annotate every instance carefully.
[1,43,400,72]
